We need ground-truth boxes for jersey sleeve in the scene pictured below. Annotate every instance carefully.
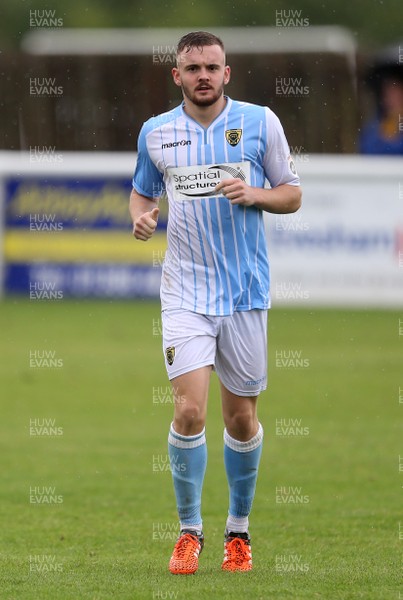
[132,122,165,198]
[262,107,300,188]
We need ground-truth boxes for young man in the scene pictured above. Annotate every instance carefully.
[130,31,301,574]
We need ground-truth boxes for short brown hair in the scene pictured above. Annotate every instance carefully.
[176,31,225,60]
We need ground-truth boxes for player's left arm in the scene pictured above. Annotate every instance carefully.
[214,180,301,214]
[215,106,302,214]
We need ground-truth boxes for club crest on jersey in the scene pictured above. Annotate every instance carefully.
[225,129,242,146]
[165,346,175,366]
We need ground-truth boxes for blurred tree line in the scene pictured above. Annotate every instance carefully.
[0,0,402,50]
[1,0,402,152]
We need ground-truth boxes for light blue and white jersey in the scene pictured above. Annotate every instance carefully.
[132,97,300,316]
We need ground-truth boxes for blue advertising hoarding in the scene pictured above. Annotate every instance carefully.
[4,175,167,298]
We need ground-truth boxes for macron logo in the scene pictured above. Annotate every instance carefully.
[161,140,191,149]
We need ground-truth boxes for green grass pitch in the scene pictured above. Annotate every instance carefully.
[0,299,401,599]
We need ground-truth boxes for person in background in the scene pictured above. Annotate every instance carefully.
[360,61,403,154]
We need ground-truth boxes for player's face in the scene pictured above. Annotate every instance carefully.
[172,45,230,108]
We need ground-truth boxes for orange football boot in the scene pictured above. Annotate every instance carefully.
[169,529,204,575]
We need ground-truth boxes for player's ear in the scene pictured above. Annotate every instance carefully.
[172,67,182,87]
[224,65,231,85]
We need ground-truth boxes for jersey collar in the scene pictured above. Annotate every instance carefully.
[180,96,232,131]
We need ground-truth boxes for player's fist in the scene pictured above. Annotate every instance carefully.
[133,207,159,241]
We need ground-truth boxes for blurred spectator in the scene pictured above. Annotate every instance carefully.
[360,47,403,155]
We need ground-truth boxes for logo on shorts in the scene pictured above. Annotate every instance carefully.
[165,346,175,366]
[225,129,242,146]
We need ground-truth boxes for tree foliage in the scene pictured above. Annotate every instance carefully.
[0,0,402,51]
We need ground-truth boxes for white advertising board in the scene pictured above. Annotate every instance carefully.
[266,155,403,307]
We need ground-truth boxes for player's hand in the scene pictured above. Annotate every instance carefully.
[215,179,256,207]
[133,207,159,241]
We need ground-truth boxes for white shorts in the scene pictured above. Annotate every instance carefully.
[161,308,268,397]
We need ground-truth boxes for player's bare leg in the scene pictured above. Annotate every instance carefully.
[221,385,259,440]
[172,366,211,435]
[220,385,263,572]
[168,366,212,574]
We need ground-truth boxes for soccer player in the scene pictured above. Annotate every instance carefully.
[130,31,301,574]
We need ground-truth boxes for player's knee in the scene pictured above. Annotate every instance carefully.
[225,410,256,441]
[174,401,206,435]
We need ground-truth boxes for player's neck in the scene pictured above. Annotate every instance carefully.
[182,95,227,128]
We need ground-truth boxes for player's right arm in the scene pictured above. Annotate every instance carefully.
[130,119,164,241]
[129,189,159,241]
